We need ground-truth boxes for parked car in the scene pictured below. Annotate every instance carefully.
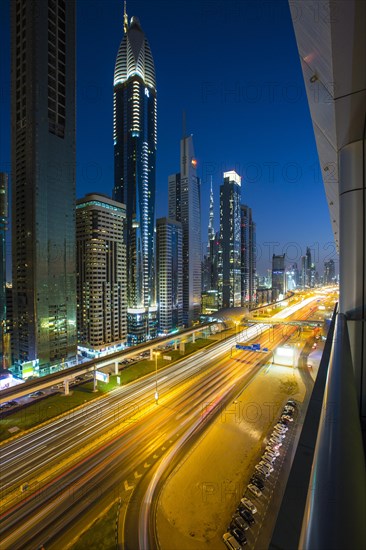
[274,427,288,435]
[239,507,255,525]
[248,483,262,498]
[271,430,286,442]
[286,399,297,408]
[250,474,265,491]
[282,414,294,422]
[269,436,283,445]
[240,497,257,514]
[259,460,274,472]
[223,532,242,550]
[262,453,276,464]
[265,446,280,456]
[231,514,249,531]
[255,464,270,477]
[230,526,247,546]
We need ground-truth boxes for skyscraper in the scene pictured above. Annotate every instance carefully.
[202,178,215,292]
[168,134,201,326]
[76,194,127,350]
[113,7,157,344]
[324,259,335,285]
[218,171,242,308]
[11,0,76,371]
[0,173,8,367]
[156,218,183,333]
[207,177,215,247]
[240,204,256,307]
[272,254,286,298]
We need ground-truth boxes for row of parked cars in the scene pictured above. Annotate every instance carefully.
[222,399,297,550]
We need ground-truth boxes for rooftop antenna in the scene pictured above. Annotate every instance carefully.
[123,1,128,34]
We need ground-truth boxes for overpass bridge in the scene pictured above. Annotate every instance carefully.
[0,322,218,405]
[243,319,323,327]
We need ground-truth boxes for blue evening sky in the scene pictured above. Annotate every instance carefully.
[0,0,337,276]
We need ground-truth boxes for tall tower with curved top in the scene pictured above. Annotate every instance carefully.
[113,8,157,344]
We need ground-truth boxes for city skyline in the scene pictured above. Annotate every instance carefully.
[0,0,337,277]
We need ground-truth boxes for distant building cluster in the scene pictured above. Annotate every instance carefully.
[1,2,337,379]
[202,171,257,315]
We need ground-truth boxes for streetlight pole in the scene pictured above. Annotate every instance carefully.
[153,351,160,404]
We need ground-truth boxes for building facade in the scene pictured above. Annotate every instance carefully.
[240,204,256,307]
[76,194,127,350]
[0,173,8,368]
[218,171,242,308]
[113,11,157,344]
[156,218,183,333]
[11,0,76,371]
[202,178,216,292]
[272,254,286,298]
[168,135,201,326]
[324,259,336,284]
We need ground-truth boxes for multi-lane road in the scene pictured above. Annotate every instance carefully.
[0,293,330,549]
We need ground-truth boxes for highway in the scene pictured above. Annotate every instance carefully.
[0,295,325,549]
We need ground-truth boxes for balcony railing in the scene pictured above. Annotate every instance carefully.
[270,306,366,549]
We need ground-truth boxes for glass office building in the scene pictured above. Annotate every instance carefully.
[11,0,76,371]
[113,13,157,344]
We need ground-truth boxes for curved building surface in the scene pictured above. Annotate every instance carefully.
[113,14,157,343]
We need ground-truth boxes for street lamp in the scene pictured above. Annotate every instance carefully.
[153,351,160,404]
[234,320,239,341]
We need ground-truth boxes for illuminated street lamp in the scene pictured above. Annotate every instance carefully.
[235,320,239,341]
[153,351,160,404]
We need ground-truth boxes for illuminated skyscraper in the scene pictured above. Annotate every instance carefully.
[113,6,157,343]
[0,173,8,367]
[240,204,256,306]
[169,134,201,326]
[11,0,76,371]
[207,177,215,247]
[218,171,242,308]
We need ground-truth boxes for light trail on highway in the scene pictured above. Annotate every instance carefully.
[0,295,322,549]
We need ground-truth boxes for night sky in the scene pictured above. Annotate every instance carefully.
[0,0,337,277]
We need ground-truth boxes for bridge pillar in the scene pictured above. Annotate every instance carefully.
[114,361,119,375]
[93,368,98,392]
[64,380,69,395]
[150,348,154,360]
[174,340,178,351]
[192,332,196,344]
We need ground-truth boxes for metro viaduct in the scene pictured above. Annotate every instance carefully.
[0,322,219,405]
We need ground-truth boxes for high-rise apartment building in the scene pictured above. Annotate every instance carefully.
[76,194,127,350]
[272,254,286,298]
[218,171,242,308]
[113,8,157,344]
[11,0,76,371]
[156,218,183,333]
[168,134,201,326]
[240,204,256,307]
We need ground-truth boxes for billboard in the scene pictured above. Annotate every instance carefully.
[95,371,109,383]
